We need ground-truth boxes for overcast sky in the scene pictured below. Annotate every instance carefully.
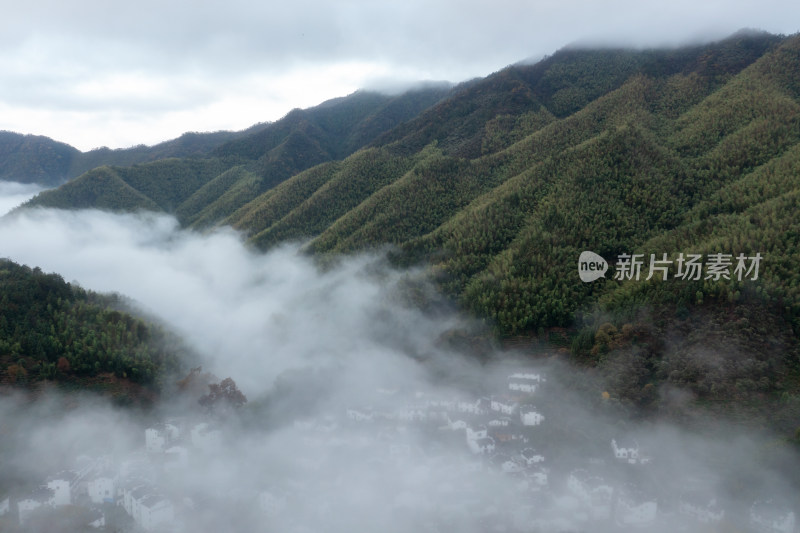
[1,0,798,151]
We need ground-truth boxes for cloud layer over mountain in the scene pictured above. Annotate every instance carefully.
[0,182,44,216]
[0,207,468,392]
[3,0,799,150]
[1,203,798,531]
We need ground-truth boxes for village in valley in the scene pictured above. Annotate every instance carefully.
[1,369,797,533]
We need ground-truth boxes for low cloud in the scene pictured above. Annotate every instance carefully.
[0,205,798,532]
[0,208,469,393]
[0,182,46,217]
[3,0,800,149]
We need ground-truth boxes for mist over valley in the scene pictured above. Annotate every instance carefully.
[0,202,797,532]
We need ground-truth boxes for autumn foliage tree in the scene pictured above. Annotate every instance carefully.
[199,377,247,414]
[56,356,71,374]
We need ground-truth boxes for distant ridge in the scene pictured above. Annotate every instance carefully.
[14,86,453,222]
[0,86,453,188]
[0,129,256,186]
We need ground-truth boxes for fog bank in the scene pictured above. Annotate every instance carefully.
[0,182,46,216]
[1,205,798,532]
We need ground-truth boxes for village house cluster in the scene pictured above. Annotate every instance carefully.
[1,369,796,532]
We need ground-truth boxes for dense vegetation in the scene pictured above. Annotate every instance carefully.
[0,130,248,187]
[213,31,800,338]
[10,30,800,436]
[13,86,452,206]
[0,259,187,398]
[0,132,78,186]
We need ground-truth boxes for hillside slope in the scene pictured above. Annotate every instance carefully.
[0,259,189,399]
[21,86,453,224]
[225,32,800,331]
[7,30,800,437]
[0,129,253,186]
[0,131,79,186]
[19,32,798,336]
[231,31,800,433]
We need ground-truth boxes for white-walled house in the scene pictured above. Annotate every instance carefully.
[488,417,512,427]
[493,455,524,474]
[122,483,174,531]
[509,372,545,382]
[679,492,724,525]
[490,397,517,415]
[87,508,105,528]
[444,417,468,431]
[17,498,43,525]
[17,486,53,524]
[520,448,545,466]
[145,428,166,453]
[491,427,529,444]
[396,406,428,422]
[46,473,74,506]
[611,439,649,464]
[520,406,545,426]
[466,425,488,441]
[749,500,797,533]
[145,423,179,453]
[139,494,175,531]
[525,466,549,490]
[457,399,482,415]
[508,372,545,394]
[468,436,496,455]
[88,476,115,504]
[614,485,657,528]
[123,484,146,517]
[508,381,540,394]
[347,408,374,422]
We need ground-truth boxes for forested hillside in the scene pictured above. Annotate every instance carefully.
[223,31,800,337]
[20,86,453,222]
[19,31,800,336]
[0,259,188,403]
[11,30,800,434]
[0,130,249,186]
[0,131,79,186]
[1,85,451,187]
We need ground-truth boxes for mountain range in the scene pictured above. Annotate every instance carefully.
[3,29,800,436]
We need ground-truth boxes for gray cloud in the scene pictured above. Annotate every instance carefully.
[2,0,799,149]
[0,208,466,392]
[0,183,45,217]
